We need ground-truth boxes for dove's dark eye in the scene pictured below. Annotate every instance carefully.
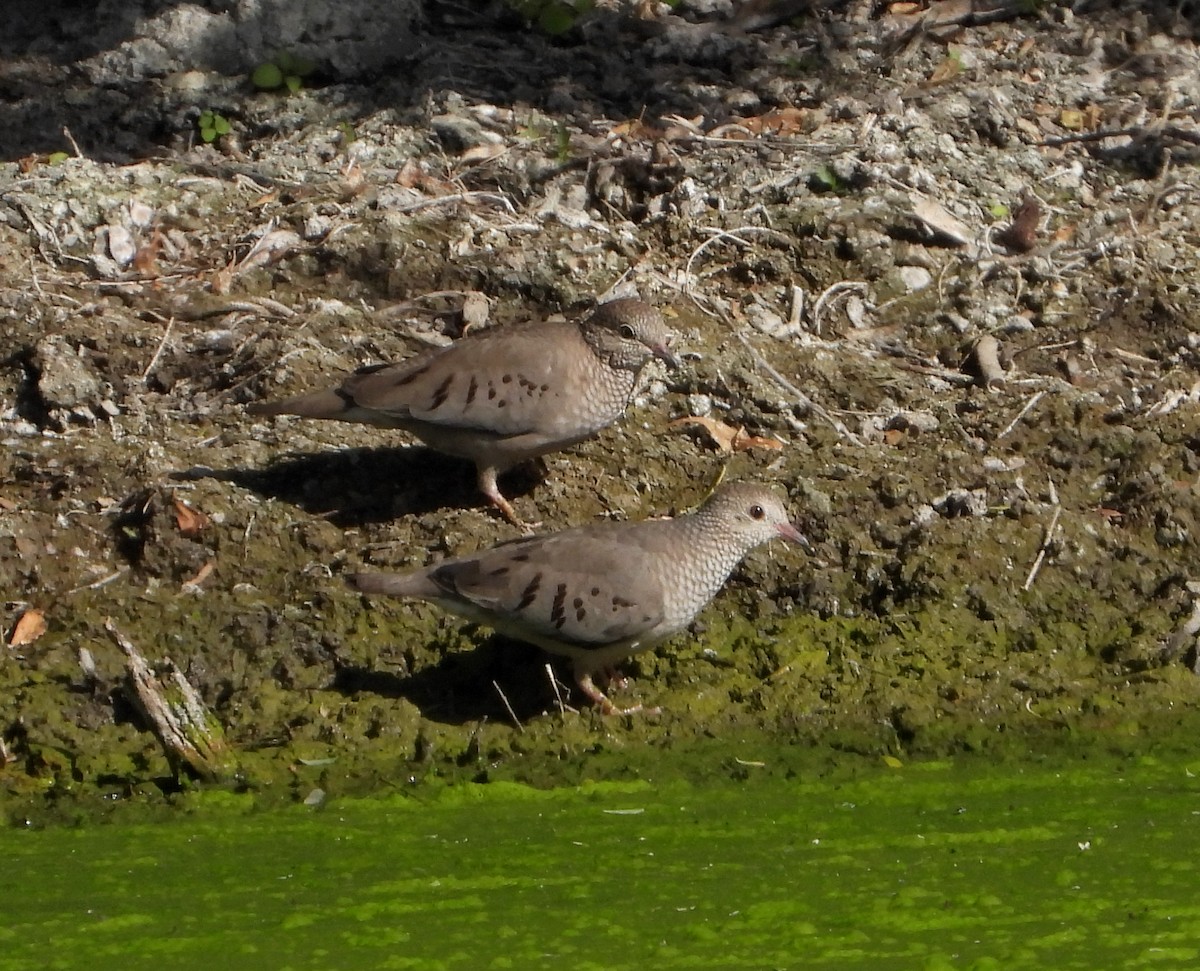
[749,504,765,520]
[619,324,636,339]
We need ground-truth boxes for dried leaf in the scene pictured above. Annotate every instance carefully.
[609,118,665,141]
[132,231,165,275]
[671,417,784,454]
[395,158,454,194]
[211,265,235,295]
[396,158,423,188]
[240,229,302,272]
[460,291,490,334]
[106,223,137,266]
[172,497,210,537]
[928,53,963,85]
[910,197,974,249]
[730,428,784,452]
[10,608,47,646]
[459,144,507,164]
[883,428,906,447]
[213,228,302,293]
[1059,108,1087,131]
[742,108,808,136]
[182,560,216,588]
[250,188,281,209]
[995,195,1041,253]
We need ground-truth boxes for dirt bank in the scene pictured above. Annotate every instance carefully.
[2,0,1199,819]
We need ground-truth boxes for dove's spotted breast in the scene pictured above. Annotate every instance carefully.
[248,298,679,528]
[349,482,809,714]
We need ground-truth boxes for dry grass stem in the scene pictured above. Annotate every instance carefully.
[493,680,524,732]
[996,390,1046,441]
[1023,504,1063,592]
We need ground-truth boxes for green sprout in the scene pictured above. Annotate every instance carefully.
[553,123,571,163]
[252,51,316,93]
[810,165,844,194]
[47,151,69,165]
[515,116,572,162]
[198,110,232,143]
[511,0,595,35]
[250,51,316,93]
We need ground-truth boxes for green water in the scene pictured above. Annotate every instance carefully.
[4,755,1198,970]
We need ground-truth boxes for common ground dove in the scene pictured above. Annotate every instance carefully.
[248,298,678,527]
[349,482,807,715]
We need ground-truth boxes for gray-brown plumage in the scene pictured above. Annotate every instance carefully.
[248,298,678,528]
[349,482,808,715]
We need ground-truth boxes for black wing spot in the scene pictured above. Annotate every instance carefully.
[551,582,568,625]
[392,364,429,387]
[466,375,479,404]
[430,374,454,409]
[489,566,510,577]
[516,572,543,611]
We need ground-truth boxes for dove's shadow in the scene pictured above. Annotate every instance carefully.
[332,635,571,725]
[177,446,541,526]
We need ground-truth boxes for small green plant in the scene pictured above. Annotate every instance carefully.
[515,116,572,162]
[252,51,316,93]
[511,0,595,35]
[198,110,232,143]
[46,151,69,165]
[809,164,844,194]
[780,55,817,76]
[553,123,571,163]
[337,121,357,151]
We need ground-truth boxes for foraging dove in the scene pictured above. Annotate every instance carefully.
[248,298,679,527]
[349,482,808,715]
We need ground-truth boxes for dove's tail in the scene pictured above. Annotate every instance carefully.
[347,571,436,599]
[246,388,353,420]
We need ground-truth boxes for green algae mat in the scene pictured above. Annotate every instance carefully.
[4,754,1198,970]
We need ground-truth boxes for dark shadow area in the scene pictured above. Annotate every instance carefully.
[332,634,574,724]
[175,444,541,526]
[2,0,1196,162]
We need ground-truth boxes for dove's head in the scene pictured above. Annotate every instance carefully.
[698,482,811,554]
[583,298,680,372]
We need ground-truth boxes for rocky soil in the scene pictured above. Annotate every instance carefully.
[3,0,1200,820]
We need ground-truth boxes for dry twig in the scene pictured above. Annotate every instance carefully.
[493,680,524,732]
[105,619,230,780]
[1023,503,1062,592]
[996,390,1045,441]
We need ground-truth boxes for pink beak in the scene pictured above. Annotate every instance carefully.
[776,521,813,553]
